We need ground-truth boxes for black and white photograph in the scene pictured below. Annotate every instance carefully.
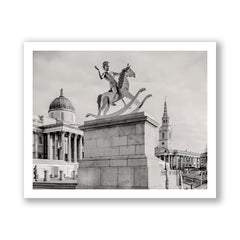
[4,1,240,240]
[24,42,216,197]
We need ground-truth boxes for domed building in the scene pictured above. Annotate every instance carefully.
[32,89,83,182]
[48,88,76,123]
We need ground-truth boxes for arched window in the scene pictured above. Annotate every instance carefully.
[162,132,164,139]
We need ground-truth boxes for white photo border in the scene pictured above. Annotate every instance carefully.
[24,42,216,198]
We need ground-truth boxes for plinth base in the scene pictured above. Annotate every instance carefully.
[77,112,166,189]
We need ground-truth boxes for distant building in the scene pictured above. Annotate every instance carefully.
[33,89,83,179]
[200,151,208,170]
[155,99,201,170]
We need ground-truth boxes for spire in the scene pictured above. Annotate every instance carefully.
[163,96,168,117]
[162,97,169,125]
[60,88,63,97]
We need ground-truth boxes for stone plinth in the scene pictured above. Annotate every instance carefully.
[77,112,164,189]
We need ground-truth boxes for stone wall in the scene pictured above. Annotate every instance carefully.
[77,112,179,189]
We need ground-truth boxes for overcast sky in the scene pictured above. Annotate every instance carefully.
[33,51,207,153]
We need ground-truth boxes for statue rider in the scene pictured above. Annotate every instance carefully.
[95,61,120,106]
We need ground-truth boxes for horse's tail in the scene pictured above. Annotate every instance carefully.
[97,94,102,110]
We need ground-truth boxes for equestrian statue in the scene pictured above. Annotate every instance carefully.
[86,61,152,119]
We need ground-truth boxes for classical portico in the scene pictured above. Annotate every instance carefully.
[42,123,83,162]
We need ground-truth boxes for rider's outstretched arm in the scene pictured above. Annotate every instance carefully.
[95,66,103,79]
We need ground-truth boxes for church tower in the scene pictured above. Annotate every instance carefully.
[159,98,172,150]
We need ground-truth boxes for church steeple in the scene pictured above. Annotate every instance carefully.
[162,97,170,125]
[159,98,172,150]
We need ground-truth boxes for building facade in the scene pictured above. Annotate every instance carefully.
[155,99,202,170]
[200,151,208,170]
[33,89,83,180]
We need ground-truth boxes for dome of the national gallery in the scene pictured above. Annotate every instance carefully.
[48,89,75,113]
[48,89,76,123]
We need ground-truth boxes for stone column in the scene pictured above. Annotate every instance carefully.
[167,155,170,170]
[50,133,53,159]
[61,131,65,160]
[78,136,83,160]
[74,134,77,162]
[47,133,53,159]
[55,133,58,160]
[68,133,72,162]
[164,155,167,170]
[47,133,50,159]
[52,133,55,159]
[53,133,57,160]
[179,156,182,169]
[34,132,38,159]
[181,156,186,169]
